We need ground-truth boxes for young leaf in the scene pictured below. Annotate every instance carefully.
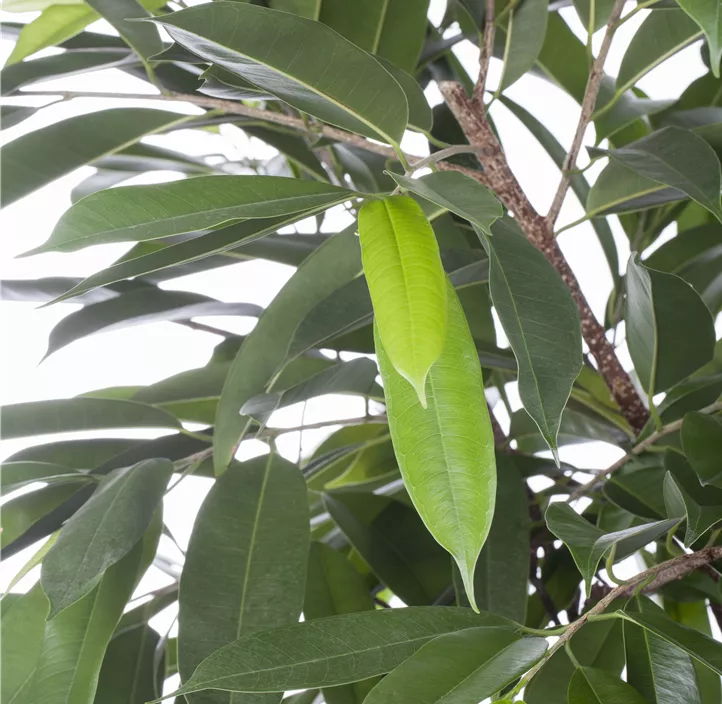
[165,608,508,699]
[359,196,447,405]
[625,254,716,395]
[596,127,722,221]
[29,177,356,254]
[179,454,310,704]
[499,0,549,91]
[149,2,409,145]
[682,411,722,488]
[479,219,582,457]
[363,629,547,704]
[1,108,192,208]
[568,667,647,704]
[41,458,173,618]
[388,172,503,235]
[675,0,722,77]
[375,279,496,611]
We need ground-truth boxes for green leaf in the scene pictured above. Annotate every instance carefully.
[663,450,722,546]
[596,127,722,221]
[375,278,496,611]
[364,629,547,704]
[1,398,181,439]
[242,358,381,422]
[604,458,667,520]
[29,176,356,255]
[41,458,172,618]
[388,172,503,235]
[150,2,408,145]
[85,0,161,62]
[572,0,616,34]
[1,104,38,129]
[359,196,447,405]
[1,108,192,208]
[480,219,582,457]
[617,10,703,94]
[1,584,48,704]
[624,596,702,704]
[1,461,90,493]
[676,0,722,77]
[179,454,309,704]
[682,411,722,487]
[568,667,647,704]
[44,290,261,358]
[545,502,678,595]
[622,595,722,677]
[166,607,508,699]
[323,492,452,606]
[625,253,716,395]
[5,437,139,469]
[375,58,433,133]
[214,229,362,474]
[499,0,549,90]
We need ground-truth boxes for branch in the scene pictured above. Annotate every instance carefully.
[472,0,496,108]
[545,0,626,225]
[568,400,722,502]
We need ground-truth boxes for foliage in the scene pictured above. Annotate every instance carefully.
[2,1,722,703]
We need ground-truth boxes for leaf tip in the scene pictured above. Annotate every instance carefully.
[551,446,560,468]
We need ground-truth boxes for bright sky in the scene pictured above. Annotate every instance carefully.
[0,0,714,692]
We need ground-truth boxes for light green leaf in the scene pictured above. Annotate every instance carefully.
[364,629,547,704]
[85,0,161,62]
[545,502,678,595]
[568,667,647,704]
[375,279,496,611]
[1,108,191,208]
[29,176,356,255]
[3,0,83,10]
[625,254,716,395]
[360,196,447,405]
[165,608,508,699]
[596,127,722,221]
[682,411,722,487]
[676,0,722,77]
[1,398,180,439]
[214,229,362,474]
[388,172,503,235]
[479,219,582,457]
[150,2,408,145]
[499,0,549,90]
[41,458,173,618]
[621,595,722,677]
[179,454,309,704]
[616,10,703,94]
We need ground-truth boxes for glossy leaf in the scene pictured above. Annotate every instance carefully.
[499,0,549,90]
[364,628,547,704]
[480,219,582,457]
[30,176,356,255]
[41,458,173,618]
[545,502,678,595]
[682,411,722,487]
[166,608,507,699]
[179,454,309,704]
[150,2,409,145]
[597,127,722,221]
[214,229,362,474]
[625,254,716,395]
[389,172,503,235]
[676,0,722,77]
[85,0,161,62]
[568,667,647,704]
[375,278,496,611]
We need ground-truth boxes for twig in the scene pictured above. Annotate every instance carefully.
[545,0,626,226]
[407,145,491,173]
[568,400,722,502]
[472,0,496,108]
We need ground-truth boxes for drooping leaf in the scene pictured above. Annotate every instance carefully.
[676,0,722,77]
[179,454,310,704]
[545,502,678,595]
[388,172,503,235]
[375,279,496,611]
[499,0,549,90]
[568,666,647,704]
[29,176,356,255]
[85,0,161,62]
[363,628,547,704]
[480,219,582,457]
[1,397,181,439]
[604,457,667,520]
[41,458,173,618]
[376,58,433,133]
[682,411,722,487]
[214,229,362,474]
[596,127,722,221]
[359,196,447,404]
[166,608,509,699]
[625,253,716,395]
[150,2,409,145]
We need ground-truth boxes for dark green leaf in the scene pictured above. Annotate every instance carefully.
[5,437,139,469]
[376,58,433,132]
[676,0,722,77]
[499,0,549,90]
[0,104,38,129]
[85,0,161,62]
[604,458,667,520]
[568,666,647,704]
[573,0,615,34]
[682,411,722,487]
[1,461,90,493]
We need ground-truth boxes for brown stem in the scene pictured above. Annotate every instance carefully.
[472,0,496,108]
[438,81,649,433]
